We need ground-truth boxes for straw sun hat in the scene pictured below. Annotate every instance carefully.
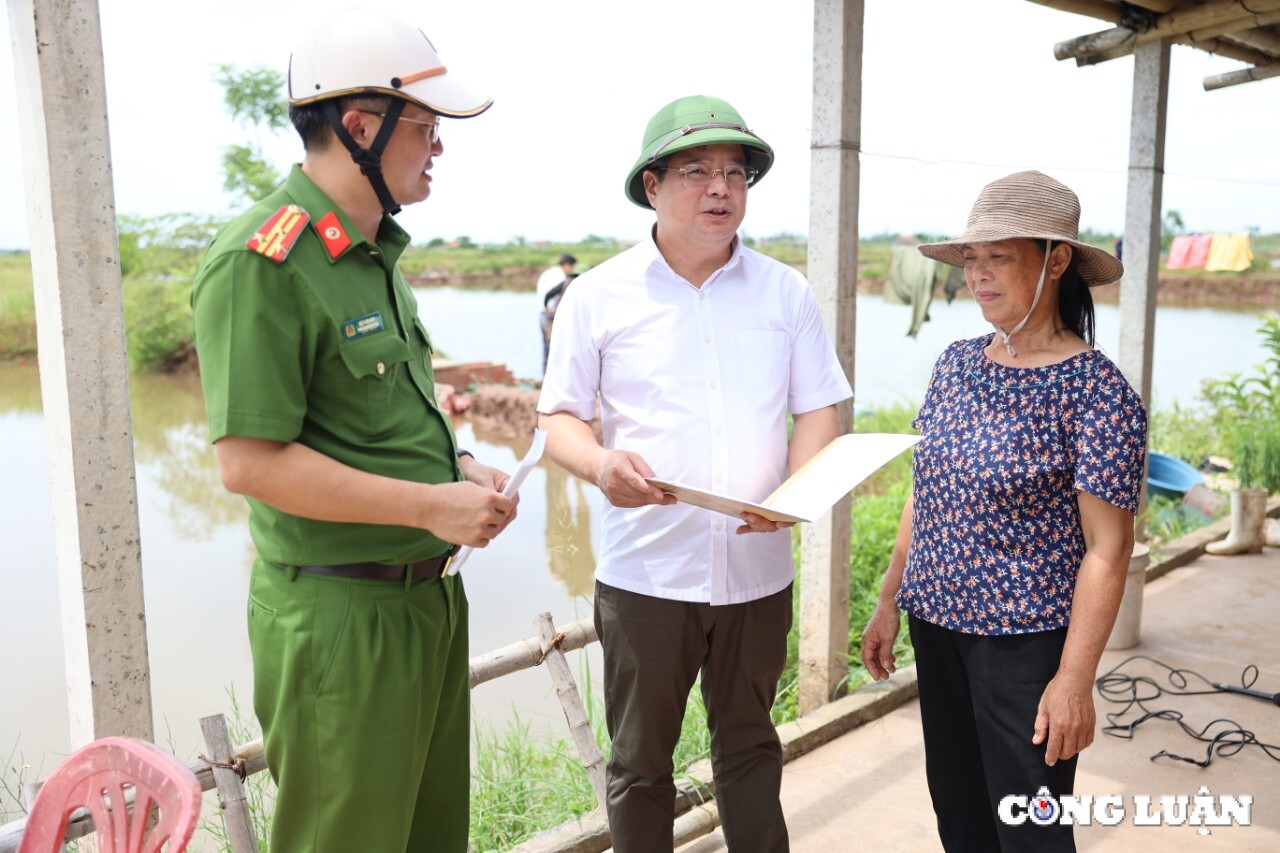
[918,171,1123,286]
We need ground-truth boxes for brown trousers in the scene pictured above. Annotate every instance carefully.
[594,581,792,853]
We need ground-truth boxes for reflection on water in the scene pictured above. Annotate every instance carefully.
[0,360,601,777]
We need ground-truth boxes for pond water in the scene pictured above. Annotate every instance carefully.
[0,287,1270,784]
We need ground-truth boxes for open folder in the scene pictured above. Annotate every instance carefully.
[645,432,919,524]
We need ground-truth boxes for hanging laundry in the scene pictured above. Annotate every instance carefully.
[1205,233,1253,272]
[1186,233,1213,268]
[885,244,939,337]
[1166,233,1213,270]
[1165,234,1196,269]
[942,265,967,304]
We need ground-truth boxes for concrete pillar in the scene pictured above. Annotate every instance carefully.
[1119,38,1170,540]
[7,0,154,745]
[1119,38,1170,406]
[799,0,862,715]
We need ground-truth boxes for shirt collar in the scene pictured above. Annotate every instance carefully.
[281,165,411,265]
[641,225,744,282]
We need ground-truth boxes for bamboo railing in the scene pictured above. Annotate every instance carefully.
[0,611,606,853]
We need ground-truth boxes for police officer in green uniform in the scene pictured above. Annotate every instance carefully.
[190,9,515,851]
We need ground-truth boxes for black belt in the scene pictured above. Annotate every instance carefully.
[295,547,458,581]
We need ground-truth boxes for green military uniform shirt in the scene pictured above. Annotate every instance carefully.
[191,165,461,566]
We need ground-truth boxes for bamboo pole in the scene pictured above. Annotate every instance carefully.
[1075,29,1275,67]
[470,617,597,688]
[1186,9,1280,42]
[1204,62,1280,89]
[534,613,607,810]
[1055,0,1280,63]
[200,714,260,853]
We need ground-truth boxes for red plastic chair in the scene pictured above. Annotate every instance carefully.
[17,736,202,853]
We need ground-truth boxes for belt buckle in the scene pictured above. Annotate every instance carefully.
[438,552,455,579]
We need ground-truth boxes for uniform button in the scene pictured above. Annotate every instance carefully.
[703,335,711,343]
[376,362,386,375]
[715,426,723,435]
[710,379,718,389]
[714,521,724,530]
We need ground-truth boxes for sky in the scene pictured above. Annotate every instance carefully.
[1,0,1277,250]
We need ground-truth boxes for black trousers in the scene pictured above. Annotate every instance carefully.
[594,581,792,853]
[909,615,1078,853]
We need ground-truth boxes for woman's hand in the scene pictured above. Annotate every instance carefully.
[861,599,902,681]
[1033,670,1097,765]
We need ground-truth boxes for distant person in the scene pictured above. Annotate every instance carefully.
[537,253,577,373]
[861,171,1146,853]
[542,271,577,347]
[538,94,851,852]
[189,8,517,851]
[1114,237,1123,260]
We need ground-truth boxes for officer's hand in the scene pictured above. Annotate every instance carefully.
[594,450,676,509]
[422,481,516,548]
[459,455,520,534]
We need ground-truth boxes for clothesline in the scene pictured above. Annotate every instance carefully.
[1166,233,1253,272]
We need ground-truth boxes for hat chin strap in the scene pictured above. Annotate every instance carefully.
[992,239,1050,357]
[323,98,405,216]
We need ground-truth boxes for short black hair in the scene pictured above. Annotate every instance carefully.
[289,94,394,151]
[559,254,577,266]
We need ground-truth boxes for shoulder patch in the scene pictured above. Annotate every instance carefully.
[314,210,352,260]
[246,205,310,263]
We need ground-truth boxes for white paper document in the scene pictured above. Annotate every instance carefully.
[645,432,919,524]
[447,428,546,575]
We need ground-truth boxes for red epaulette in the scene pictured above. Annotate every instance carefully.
[314,210,352,260]
[246,204,310,263]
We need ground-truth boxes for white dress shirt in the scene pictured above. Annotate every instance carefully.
[538,233,852,605]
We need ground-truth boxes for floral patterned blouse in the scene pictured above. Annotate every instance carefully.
[897,334,1147,635]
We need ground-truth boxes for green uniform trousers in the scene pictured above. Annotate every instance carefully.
[248,559,470,852]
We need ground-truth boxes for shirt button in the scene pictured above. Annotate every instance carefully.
[710,379,718,389]
[703,335,711,343]
[715,426,723,435]
[376,362,386,375]
[714,521,724,530]
[699,292,706,300]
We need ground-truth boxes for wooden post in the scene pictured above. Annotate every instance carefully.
[200,714,260,853]
[800,0,862,716]
[1119,37,1171,542]
[6,0,153,746]
[533,613,607,811]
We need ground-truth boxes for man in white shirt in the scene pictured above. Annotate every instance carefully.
[536,253,577,374]
[537,95,851,853]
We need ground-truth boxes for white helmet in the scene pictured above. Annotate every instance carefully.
[288,8,492,118]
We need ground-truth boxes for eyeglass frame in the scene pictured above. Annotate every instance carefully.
[654,164,759,187]
[352,108,441,143]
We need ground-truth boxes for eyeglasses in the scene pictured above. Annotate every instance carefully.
[658,165,758,187]
[353,109,441,143]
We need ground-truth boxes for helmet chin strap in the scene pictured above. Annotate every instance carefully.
[323,98,406,216]
[992,239,1051,357]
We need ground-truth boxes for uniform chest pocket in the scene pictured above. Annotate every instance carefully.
[335,332,415,439]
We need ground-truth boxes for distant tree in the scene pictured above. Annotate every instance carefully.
[457,235,476,249]
[215,63,289,203]
[425,237,446,249]
[1161,209,1186,250]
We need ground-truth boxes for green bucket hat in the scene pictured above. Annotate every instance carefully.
[624,95,774,209]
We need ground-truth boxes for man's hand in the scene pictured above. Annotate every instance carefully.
[422,481,516,549]
[860,600,902,681]
[736,512,795,535]
[593,449,676,509]
[1033,670,1097,766]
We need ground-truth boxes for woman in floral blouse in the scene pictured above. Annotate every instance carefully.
[861,171,1146,853]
